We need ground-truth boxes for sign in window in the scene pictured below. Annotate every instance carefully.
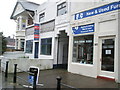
[72,35,94,64]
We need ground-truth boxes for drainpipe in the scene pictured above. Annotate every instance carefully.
[57,37,60,66]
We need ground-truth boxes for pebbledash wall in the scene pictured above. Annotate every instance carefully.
[68,1,120,82]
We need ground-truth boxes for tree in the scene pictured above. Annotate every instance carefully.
[0,32,2,55]
[2,36,7,54]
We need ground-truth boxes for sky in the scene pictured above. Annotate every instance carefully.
[0,0,47,38]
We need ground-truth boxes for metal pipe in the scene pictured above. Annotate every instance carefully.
[56,76,62,90]
[5,61,9,78]
[13,64,17,83]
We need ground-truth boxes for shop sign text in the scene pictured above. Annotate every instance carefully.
[72,24,94,34]
[74,2,120,20]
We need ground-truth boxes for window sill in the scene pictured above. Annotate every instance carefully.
[57,13,67,17]
[26,24,34,29]
[71,62,94,67]
[40,54,51,56]
[16,30,25,31]
[39,55,53,59]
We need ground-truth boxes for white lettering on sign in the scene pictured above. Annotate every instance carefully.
[74,2,120,20]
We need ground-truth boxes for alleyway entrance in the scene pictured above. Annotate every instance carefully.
[57,31,69,69]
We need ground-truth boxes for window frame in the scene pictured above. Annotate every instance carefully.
[39,13,45,22]
[25,40,33,54]
[57,2,67,16]
[40,38,52,55]
[72,34,94,65]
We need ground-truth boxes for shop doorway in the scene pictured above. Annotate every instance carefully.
[57,31,69,69]
[99,37,115,78]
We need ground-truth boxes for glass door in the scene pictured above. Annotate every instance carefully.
[99,37,115,78]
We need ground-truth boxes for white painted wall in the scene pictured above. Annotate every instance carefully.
[36,1,56,23]
[69,2,118,80]
[1,58,53,73]
[13,3,24,17]
[16,31,25,37]
[53,37,58,64]
[117,11,120,83]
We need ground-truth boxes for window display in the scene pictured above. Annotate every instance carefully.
[72,35,94,64]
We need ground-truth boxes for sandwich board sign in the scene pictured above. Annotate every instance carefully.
[28,66,39,85]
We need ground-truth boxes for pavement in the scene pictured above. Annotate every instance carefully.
[1,69,120,89]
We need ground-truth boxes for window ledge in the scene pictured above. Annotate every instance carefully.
[71,62,94,67]
[25,53,32,54]
[26,24,34,29]
[40,55,52,56]
[57,13,67,17]
[16,30,25,32]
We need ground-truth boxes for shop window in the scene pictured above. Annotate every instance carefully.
[39,13,45,22]
[41,38,52,55]
[25,40,33,53]
[72,35,94,64]
[57,2,67,16]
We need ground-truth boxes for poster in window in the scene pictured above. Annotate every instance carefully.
[105,50,111,55]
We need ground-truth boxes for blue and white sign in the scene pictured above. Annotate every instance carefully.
[72,24,94,34]
[28,75,34,84]
[28,66,39,85]
[74,1,120,20]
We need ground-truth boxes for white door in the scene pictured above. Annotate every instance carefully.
[99,37,115,78]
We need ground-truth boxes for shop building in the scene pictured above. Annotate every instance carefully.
[25,0,71,69]
[68,1,120,82]
[11,0,120,83]
[25,0,56,61]
[54,0,71,68]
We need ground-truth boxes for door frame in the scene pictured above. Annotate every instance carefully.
[98,36,115,78]
[34,42,39,58]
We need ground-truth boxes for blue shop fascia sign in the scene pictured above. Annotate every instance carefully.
[72,23,94,35]
[74,1,120,20]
